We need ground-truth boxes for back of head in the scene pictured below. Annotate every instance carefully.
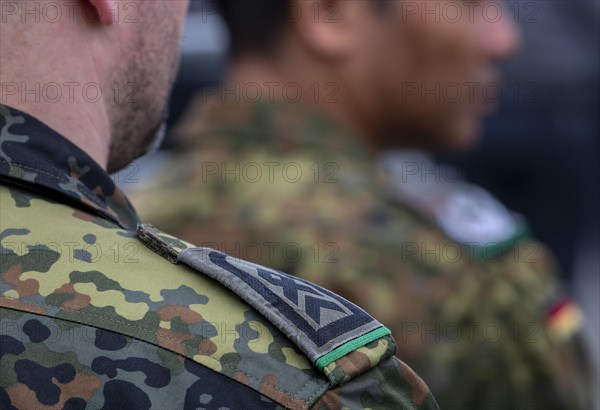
[214,0,289,56]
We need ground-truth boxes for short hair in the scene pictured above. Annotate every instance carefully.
[214,0,289,56]
[214,0,388,56]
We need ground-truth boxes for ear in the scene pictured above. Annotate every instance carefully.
[87,0,117,25]
[291,0,365,61]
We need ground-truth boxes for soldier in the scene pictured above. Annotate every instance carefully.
[0,1,439,408]
[131,0,593,409]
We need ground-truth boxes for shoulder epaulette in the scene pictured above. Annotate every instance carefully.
[137,223,391,371]
[378,151,529,257]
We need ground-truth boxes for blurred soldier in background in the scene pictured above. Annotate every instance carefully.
[438,3,600,403]
[0,0,439,408]
[132,0,593,408]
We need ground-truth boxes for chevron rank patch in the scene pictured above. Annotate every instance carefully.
[137,222,390,371]
[178,248,390,370]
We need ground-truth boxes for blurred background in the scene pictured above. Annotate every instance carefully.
[123,0,599,401]
[438,4,600,402]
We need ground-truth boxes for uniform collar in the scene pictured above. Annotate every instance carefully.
[176,99,375,163]
[0,104,139,229]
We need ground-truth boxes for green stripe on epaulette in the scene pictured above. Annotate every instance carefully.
[315,326,391,370]
[469,223,530,262]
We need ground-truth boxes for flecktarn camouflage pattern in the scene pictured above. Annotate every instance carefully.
[0,104,439,409]
[138,224,390,368]
[130,97,594,410]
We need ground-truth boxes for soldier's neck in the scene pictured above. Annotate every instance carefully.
[227,57,379,154]
[1,58,110,171]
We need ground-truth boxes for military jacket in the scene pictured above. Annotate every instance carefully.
[131,99,593,410]
[0,105,439,409]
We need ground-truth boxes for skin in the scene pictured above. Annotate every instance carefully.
[0,0,190,172]
[228,0,521,150]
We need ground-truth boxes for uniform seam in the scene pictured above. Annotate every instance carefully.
[0,295,315,406]
[297,376,328,407]
[0,158,106,209]
[285,376,316,409]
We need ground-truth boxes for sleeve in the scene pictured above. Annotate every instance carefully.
[312,335,439,410]
[314,356,438,410]
[525,241,594,409]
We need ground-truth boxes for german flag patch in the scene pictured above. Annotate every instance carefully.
[546,298,584,343]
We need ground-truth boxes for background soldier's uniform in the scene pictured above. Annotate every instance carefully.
[0,105,439,410]
[132,99,593,409]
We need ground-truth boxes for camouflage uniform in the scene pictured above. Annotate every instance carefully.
[0,104,439,409]
[132,98,593,409]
